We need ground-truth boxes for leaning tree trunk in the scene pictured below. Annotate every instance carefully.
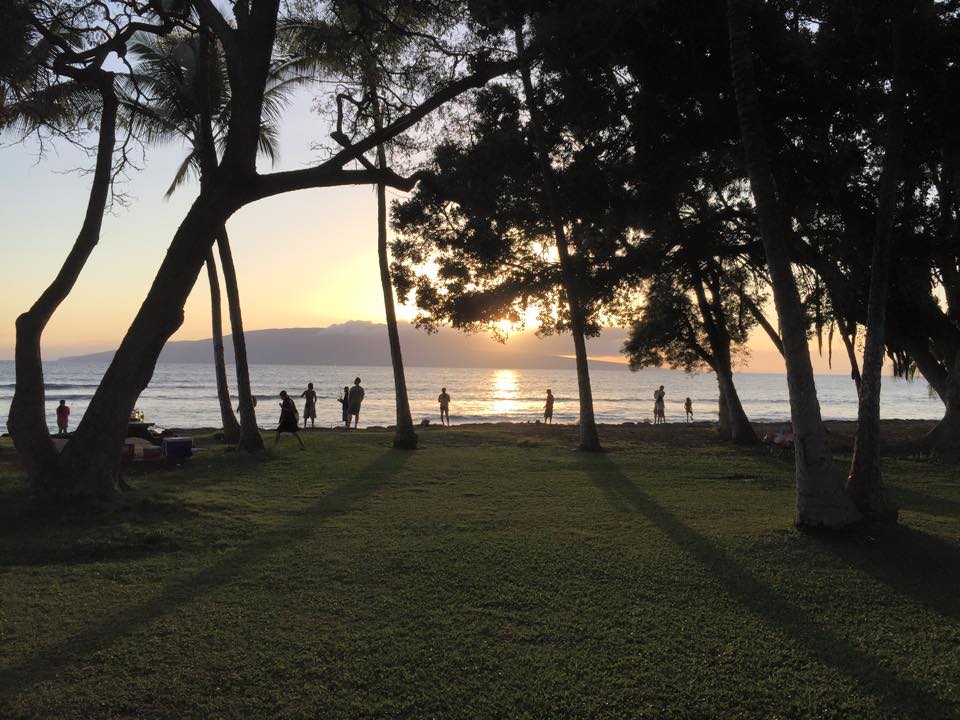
[375,147,418,449]
[847,5,908,518]
[366,83,418,450]
[50,193,231,497]
[728,0,860,528]
[216,228,263,452]
[716,359,756,444]
[205,251,241,443]
[922,349,960,453]
[8,80,118,493]
[514,21,601,451]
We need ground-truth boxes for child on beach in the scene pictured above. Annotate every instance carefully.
[275,391,305,449]
[438,387,451,426]
[300,382,317,428]
[684,397,693,422]
[56,399,70,435]
[544,389,555,424]
[337,386,350,427]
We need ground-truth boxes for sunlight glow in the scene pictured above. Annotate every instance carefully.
[490,369,520,415]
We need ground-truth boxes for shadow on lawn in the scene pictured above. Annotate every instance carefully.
[0,448,412,698]
[577,452,951,718]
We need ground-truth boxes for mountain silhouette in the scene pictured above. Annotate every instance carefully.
[58,321,629,369]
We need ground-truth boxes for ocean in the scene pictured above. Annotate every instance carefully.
[0,360,945,435]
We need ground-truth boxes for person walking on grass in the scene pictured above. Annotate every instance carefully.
[684,397,693,422]
[56,399,70,435]
[654,385,666,425]
[544,389,555,424]
[337,385,350,428]
[300,382,317,429]
[438,387,451,426]
[275,390,305,449]
[347,377,365,429]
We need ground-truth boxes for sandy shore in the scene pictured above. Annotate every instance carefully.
[160,418,943,456]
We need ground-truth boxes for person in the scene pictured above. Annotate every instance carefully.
[275,390,305,449]
[544,389,555,424]
[347,377,365,429]
[300,382,318,428]
[653,385,666,424]
[56,399,70,435]
[438,387,451,426]
[337,385,350,428]
[684,397,693,422]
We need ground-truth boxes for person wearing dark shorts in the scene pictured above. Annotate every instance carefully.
[275,391,305,449]
[544,389,554,424]
[300,382,317,428]
[56,399,70,435]
[347,377,365,429]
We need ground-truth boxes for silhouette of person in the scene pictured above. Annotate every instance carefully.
[684,397,693,422]
[275,390,305,449]
[337,385,350,427]
[654,385,666,424]
[300,382,317,428]
[347,377,365,429]
[544,389,555,424]
[438,387,451,426]
[56,399,70,435]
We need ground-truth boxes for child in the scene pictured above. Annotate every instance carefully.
[56,399,70,435]
[684,397,693,422]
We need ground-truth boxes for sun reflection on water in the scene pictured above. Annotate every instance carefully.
[490,369,520,415]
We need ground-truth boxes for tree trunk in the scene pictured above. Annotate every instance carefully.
[205,251,241,443]
[51,193,231,497]
[717,361,756,444]
[8,80,118,494]
[922,349,960,453]
[216,228,263,452]
[375,144,418,449]
[514,21,601,452]
[837,317,863,396]
[847,5,908,518]
[727,0,860,528]
[717,382,731,440]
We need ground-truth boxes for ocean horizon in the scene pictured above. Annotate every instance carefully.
[0,360,945,435]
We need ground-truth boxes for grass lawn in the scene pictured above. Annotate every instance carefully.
[0,424,958,719]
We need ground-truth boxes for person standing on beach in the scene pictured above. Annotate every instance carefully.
[684,397,693,422]
[337,385,350,428]
[437,387,451,426]
[56,399,70,435]
[544,389,555,424]
[347,377,365,429]
[654,386,666,424]
[275,391,305,449]
[300,382,317,428]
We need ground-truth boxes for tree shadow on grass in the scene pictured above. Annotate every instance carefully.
[888,485,960,519]
[814,523,960,624]
[0,448,411,698]
[576,452,951,719]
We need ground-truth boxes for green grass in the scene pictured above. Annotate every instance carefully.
[0,426,958,719]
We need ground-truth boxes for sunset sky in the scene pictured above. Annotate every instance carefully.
[0,90,850,375]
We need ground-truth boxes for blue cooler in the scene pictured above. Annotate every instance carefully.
[161,437,193,462]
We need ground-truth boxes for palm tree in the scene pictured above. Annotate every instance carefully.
[726,0,859,528]
[513,19,601,452]
[4,24,122,489]
[122,30,303,451]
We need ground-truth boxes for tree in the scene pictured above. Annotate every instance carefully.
[727,0,861,529]
[30,0,522,497]
[5,1,176,487]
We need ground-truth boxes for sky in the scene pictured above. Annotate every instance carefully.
[0,89,854,375]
